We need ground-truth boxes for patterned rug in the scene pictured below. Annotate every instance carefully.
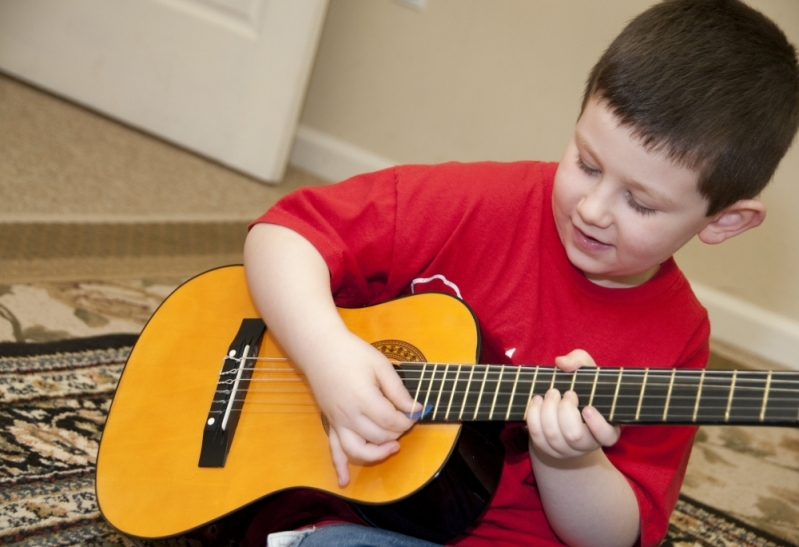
[1,334,796,547]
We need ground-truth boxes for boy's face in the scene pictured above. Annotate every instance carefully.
[553,96,713,288]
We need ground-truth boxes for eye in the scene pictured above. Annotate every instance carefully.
[576,156,601,176]
[625,191,657,216]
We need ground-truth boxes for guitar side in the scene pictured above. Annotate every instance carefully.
[96,266,485,539]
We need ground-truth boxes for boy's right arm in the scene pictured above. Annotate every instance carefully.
[243,223,419,487]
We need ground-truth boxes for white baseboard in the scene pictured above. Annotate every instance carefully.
[289,124,396,182]
[690,281,799,370]
[288,126,799,371]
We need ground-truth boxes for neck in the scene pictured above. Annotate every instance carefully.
[396,363,799,427]
[584,265,660,288]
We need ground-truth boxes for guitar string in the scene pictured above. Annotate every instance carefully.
[220,362,799,396]
[226,370,799,394]
[213,358,799,415]
[235,357,799,382]
[213,384,799,411]
[217,400,799,420]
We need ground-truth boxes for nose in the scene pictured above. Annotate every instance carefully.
[576,183,612,228]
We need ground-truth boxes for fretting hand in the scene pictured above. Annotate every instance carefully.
[526,349,621,459]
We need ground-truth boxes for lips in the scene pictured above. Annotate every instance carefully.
[572,224,612,251]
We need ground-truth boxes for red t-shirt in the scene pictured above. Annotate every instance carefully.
[253,161,709,547]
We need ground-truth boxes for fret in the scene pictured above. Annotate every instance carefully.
[549,368,557,391]
[432,364,448,420]
[459,366,476,421]
[724,370,738,422]
[553,369,577,395]
[588,368,622,418]
[423,363,439,417]
[612,368,645,422]
[763,372,799,424]
[635,368,648,421]
[727,371,770,424]
[635,369,671,422]
[760,371,772,422]
[589,367,600,407]
[695,370,733,423]
[692,369,705,422]
[506,366,522,421]
[444,365,461,421]
[522,367,541,421]
[662,369,677,421]
[472,366,488,420]
[609,368,623,421]
[489,366,505,420]
[411,363,428,410]
[665,368,702,423]
[571,367,596,404]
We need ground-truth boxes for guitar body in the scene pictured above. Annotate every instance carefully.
[96,265,504,542]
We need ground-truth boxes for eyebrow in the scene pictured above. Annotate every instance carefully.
[575,132,677,208]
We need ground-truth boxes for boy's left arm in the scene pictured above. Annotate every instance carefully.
[527,350,640,547]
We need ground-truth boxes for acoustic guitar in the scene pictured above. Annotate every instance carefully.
[96,265,799,543]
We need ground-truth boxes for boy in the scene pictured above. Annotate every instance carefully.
[244,0,799,545]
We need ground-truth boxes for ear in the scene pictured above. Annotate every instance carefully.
[697,199,766,245]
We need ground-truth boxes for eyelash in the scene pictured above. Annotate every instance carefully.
[576,156,601,176]
[576,155,657,216]
[625,191,656,216]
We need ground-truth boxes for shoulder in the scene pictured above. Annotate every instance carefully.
[393,161,558,212]
[394,160,557,187]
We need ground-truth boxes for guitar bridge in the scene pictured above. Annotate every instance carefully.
[198,318,266,467]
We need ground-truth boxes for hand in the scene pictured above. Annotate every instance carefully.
[303,330,420,487]
[526,349,620,459]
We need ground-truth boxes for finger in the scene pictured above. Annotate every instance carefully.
[582,406,622,447]
[349,411,404,445]
[336,426,401,465]
[558,391,600,453]
[539,389,567,449]
[525,394,548,449]
[554,349,596,372]
[328,428,350,488]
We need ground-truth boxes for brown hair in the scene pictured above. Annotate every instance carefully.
[584,0,799,215]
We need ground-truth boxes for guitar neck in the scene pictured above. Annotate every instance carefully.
[396,363,799,426]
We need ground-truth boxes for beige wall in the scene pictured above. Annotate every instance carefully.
[298,0,799,324]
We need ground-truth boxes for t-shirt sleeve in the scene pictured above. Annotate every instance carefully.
[251,161,537,308]
[606,316,710,547]
[253,166,401,306]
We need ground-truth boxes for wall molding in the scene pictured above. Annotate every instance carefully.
[690,281,799,371]
[289,125,799,371]
[290,124,396,183]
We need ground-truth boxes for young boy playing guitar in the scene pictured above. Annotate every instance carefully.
[243,1,799,545]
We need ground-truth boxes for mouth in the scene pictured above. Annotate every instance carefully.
[573,224,612,251]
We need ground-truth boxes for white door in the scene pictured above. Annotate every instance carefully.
[0,0,328,182]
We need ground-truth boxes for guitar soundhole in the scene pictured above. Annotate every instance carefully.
[371,339,427,363]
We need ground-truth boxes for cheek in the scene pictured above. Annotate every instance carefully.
[553,169,581,214]
[615,217,676,260]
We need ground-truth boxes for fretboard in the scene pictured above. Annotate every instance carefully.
[396,363,799,426]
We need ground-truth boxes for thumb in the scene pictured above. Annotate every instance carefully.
[375,362,422,415]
